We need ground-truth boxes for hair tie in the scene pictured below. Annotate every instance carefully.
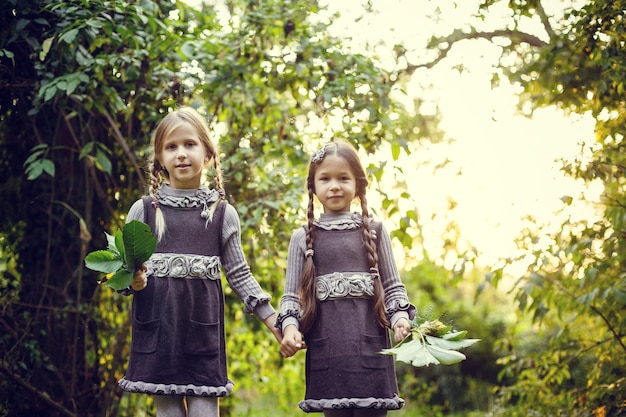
[218,189,225,198]
[370,267,380,279]
[305,249,314,258]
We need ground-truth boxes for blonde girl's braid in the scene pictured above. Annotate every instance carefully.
[213,156,224,195]
[360,182,389,328]
[149,153,167,242]
[298,187,318,333]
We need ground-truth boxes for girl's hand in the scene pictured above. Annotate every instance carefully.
[280,324,305,358]
[131,264,147,291]
[393,317,411,344]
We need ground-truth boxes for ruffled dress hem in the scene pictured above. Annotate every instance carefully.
[119,378,234,397]
[299,395,404,412]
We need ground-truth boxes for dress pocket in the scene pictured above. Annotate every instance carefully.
[184,320,219,356]
[132,319,160,354]
[308,336,330,371]
[361,334,387,369]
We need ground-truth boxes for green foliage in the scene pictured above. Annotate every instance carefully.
[425,0,626,415]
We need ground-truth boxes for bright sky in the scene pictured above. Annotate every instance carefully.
[322,0,600,269]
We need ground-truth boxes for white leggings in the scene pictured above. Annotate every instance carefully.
[153,395,219,417]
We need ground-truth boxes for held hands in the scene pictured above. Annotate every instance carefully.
[131,264,148,291]
[280,324,306,358]
[393,317,411,344]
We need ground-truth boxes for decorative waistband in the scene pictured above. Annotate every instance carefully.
[316,272,375,301]
[146,253,221,279]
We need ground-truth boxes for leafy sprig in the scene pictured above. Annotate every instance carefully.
[380,317,480,367]
[84,220,157,290]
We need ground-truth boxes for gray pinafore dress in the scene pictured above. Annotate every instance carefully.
[300,223,403,412]
[119,197,232,397]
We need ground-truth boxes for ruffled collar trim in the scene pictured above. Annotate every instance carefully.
[155,184,220,208]
[314,212,363,231]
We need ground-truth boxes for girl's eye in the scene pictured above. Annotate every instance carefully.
[186,142,197,148]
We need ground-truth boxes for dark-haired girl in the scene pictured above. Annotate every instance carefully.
[277,140,416,416]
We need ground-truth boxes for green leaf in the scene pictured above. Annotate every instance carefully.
[425,335,480,350]
[95,148,112,174]
[114,229,125,264]
[84,250,123,273]
[78,141,94,159]
[41,159,55,177]
[381,338,439,367]
[442,330,468,340]
[123,220,157,272]
[25,161,43,180]
[105,232,120,256]
[43,84,57,102]
[425,344,466,365]
[59,28,79,44]
[105,269,135,291]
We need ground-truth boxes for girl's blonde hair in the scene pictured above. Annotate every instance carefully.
[298,139,388,333]
[147,106,224,241]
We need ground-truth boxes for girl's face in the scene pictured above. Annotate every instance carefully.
[158,124,208,189]
[313,153,356,213]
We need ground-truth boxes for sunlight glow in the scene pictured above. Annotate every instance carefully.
[324,0,600,270]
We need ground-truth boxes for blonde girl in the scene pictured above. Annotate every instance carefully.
[120,106,282,417]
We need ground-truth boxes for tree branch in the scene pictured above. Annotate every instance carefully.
[400,28,549,76]
[536,0,556,39]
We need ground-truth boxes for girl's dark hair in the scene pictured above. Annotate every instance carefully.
[298,139,388,332]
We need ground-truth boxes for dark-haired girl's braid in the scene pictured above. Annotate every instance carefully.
[298,188,318,333]
[360,194,389,328]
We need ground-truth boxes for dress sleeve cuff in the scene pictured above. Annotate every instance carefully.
[386,299,416,323]
[275,310,300,331]
[243,293,272,315]
[279,316,299,332]
[252,302,276,321]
